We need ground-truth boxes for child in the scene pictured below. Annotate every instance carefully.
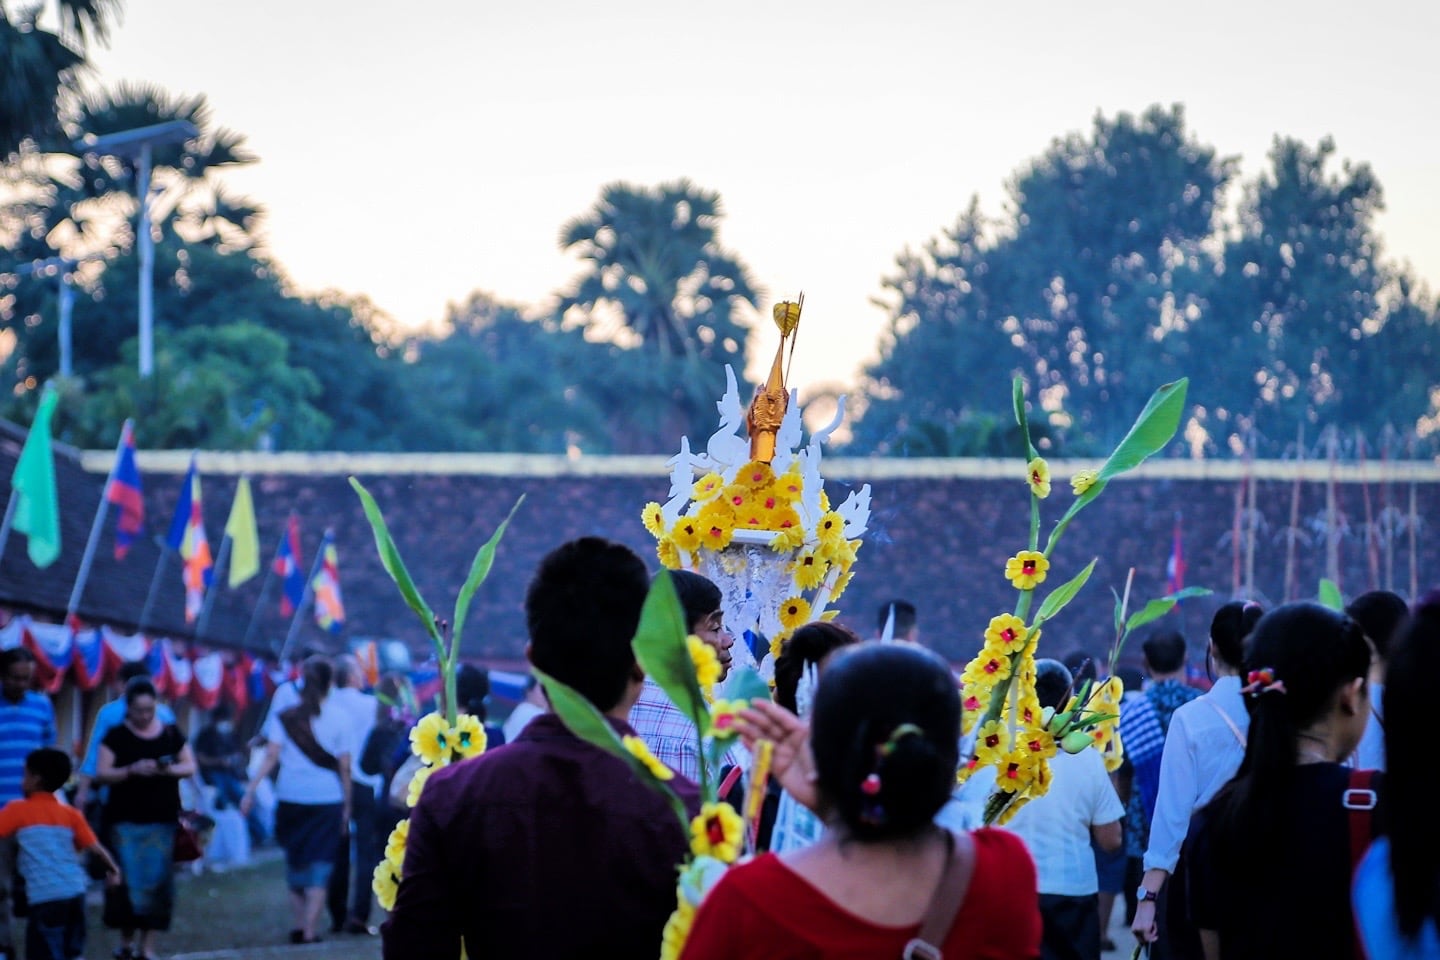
[0,748,121,960]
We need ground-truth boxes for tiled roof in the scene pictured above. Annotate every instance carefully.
[4,426,1437,663]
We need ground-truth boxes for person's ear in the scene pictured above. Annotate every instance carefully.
[524,643,534,667]
[1338,677,1366,717]
[630,661,645,683]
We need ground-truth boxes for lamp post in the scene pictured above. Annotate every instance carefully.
[72,119,198,379]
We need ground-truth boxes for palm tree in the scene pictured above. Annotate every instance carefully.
[558,178,759,364]
[0,0,123,156]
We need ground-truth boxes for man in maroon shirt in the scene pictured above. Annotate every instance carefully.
[382,537,701,959]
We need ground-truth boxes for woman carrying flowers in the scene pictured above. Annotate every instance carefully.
[681,644,1042,959]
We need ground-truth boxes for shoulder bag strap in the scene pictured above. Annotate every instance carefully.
[1203,698,1246,748]
[1345,768,1379,960]
[903,830,974,960]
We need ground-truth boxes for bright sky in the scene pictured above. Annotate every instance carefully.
[87,0,1440,398]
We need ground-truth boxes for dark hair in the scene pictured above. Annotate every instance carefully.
[810,643,959,842]
[296,656,333,720]
[0,647,35,673]
[456,664,490,721]
[1142,629,1187,673]
[333,654,363,689]
[876,600,917,638]
[26,748,71,793]
[1381,590,1440,939]
[1346,590,1409,662]
[773,621,862,713]
[1209,601,1264,670]
[1116,664,1145,694]
[526,537,649,712]
[124,677,157,705]
[1202,603,1370,909]
[669,570,722,632]
[118,660,152,684]
[1034,659,1074,711]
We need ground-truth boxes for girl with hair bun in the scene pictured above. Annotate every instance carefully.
[681,643,1042,959]
[1132,600,1263,957]
[1182,602,1376,960]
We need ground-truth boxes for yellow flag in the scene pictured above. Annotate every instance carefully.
[225,476,260,587]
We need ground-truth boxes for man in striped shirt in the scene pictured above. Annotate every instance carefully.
[0,648,57,960]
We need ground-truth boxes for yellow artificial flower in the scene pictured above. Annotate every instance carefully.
[1015,690,1045,730]
[622,735,675,781]
[791,548,829,590]
[372,859,401,911]
[384,818,409,868]
[406,762,437,808]
[669,516,703,554]
[983,614,1030,655]
[768,630,790,662]
[1102,726,1125,772]
[1018,726,1058,763]
[696,500,736,550]
[773,467,804,502]
[656,539,680,569]
[830,567,854,601]
[974,720,1010,766]
[692,472,725,503]
[995,791,1035,825]
[410,712,451,766]
[962,651,1013,687]
[659,899,695,960]
[817,510,845,546]
[688,634,722,690]
[452,713,487,759]
[689,801,745,863]
[960,684,990,734]
[768,525,806,552]
[819,535,858,567]
[995,758,1033,795]
[779,596,812,632]
[820,490,831,511]
[1026,457,1051,499]
[738,460,776,491]
[1004,550,1050,590]
[1070,469,1098,496]
[769,503,802,533]
[720,483,752,512]
[642,502,666,537]
[709,699,747,739]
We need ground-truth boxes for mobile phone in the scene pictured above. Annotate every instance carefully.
[156,755,174,768]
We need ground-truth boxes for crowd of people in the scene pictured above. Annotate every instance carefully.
[0,533,1436,960]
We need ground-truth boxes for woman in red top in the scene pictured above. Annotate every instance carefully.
[682,643,1042,959]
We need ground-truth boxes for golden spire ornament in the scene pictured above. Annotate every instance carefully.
[747,295,802,463]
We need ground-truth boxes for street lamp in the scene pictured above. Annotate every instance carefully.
[72,119,198,378]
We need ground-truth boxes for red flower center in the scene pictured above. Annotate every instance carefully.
[984,659,1001,674]
[731,495,744,506]
[984,733,1000,748]
[706,816,725,846]
[709,527,723,538]
[1032,470,1042,484]
[780,518,795,528]
[964,696,981,711]
[1027,739,1042,753]
[1022,560,1037,574]
[1005,764,1021,780]
[765,497,776,509]
[1002,628,1017,643]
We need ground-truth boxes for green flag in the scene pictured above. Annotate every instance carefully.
[225,476,260,587]
[10,386,61,568]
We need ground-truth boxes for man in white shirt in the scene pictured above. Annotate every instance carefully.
[1002,659,1124,960]
[326,655,381,935]
[501,676,547,744]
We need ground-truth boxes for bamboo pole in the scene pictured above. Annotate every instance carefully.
[1284,423,1303,603]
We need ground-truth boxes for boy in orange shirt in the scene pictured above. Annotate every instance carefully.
[0,749,120,960]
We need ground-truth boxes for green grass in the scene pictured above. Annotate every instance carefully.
[74,855,383,960]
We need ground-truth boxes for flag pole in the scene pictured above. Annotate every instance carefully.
[66,421,131,622]
[0,496,17,562]
[278,535,327,662]
[242,534,286,652]
[195,533,232,640]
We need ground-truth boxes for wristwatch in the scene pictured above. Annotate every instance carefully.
[1136,885,1159,903]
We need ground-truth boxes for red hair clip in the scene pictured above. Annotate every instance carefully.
[1241,667,1286,697]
